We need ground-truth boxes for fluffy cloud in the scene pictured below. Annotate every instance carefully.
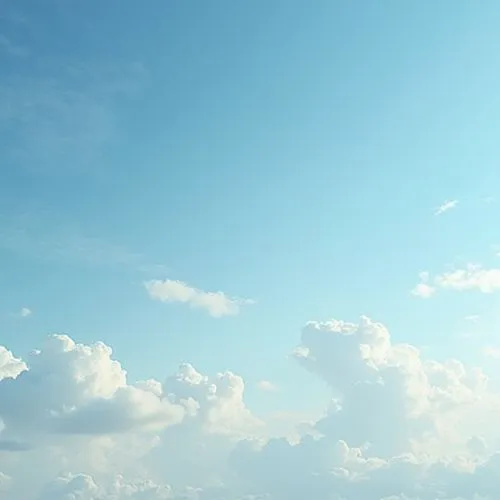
[145,279,253,317]
[38,473,172,500]
[0,335,184,440]
[2,317,500,499]
[0,346,26,381]
[435,266,500,293]
[412,265,500,297]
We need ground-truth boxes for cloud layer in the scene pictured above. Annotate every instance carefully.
[145,279,253,317]
[1,317,500,499]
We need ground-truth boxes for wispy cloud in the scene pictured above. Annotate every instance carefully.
[0,34,146,178]
[0,212,164,274]
[19,307,31,318]
[1,69,145,178]
[412,265,500,297]
[145,279,254,318]
[483,346,500,359]
[256,380,279,392]
[0,34,28,57]
[464,314,480,323]
[434,199,458,216]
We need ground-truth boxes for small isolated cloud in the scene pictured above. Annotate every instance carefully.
[483,346,500,359]
[412,265,500,298]
[410,282,435,299]
[256,380,279,392]
[464,315,480,323]
[410,272,435,298]
[19,307,31,318]
[144,279,253,318]
[434,199,458,215]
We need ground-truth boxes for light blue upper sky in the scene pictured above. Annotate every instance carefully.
[2,0,500,416]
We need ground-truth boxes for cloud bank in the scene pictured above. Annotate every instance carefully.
[1,317,500,498]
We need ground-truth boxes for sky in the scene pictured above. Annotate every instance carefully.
[3,1,500,498]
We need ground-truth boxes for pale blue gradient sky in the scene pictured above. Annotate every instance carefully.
[2,0,500,416]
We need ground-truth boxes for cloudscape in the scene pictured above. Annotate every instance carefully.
[2,1,500,499]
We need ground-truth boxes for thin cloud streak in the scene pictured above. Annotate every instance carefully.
[0,212,165,274]
[434,199,458,215]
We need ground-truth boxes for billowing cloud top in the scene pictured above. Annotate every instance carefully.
[1,317,500,499]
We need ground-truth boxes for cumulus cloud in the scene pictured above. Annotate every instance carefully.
[2,318,500,499]
[38,473,173,500]
[0,335,184,439]
[145,279,253,317]
[412,264,500,297]
[0,346,26,381]
[434,199,458,215]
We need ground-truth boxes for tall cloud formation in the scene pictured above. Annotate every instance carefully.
[145,279,253,317]
[1,317,500,498]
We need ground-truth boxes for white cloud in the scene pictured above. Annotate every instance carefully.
[0,472,11,492]
[410,282,435,298]
[412,264,500,297]
[434,199,458,215]
[145,279,253,318]
[38,473,173,500]
[19,307,31,318]
[0,335,184,439]
[436,265,500,292]
[465,315,480,323]
[3,318,500,498]
[256,380,279,392]
[0,346,26,381]
[483,346,500,359]
[410,271,436,298]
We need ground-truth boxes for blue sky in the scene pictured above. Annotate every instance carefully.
[3,0,500,421]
